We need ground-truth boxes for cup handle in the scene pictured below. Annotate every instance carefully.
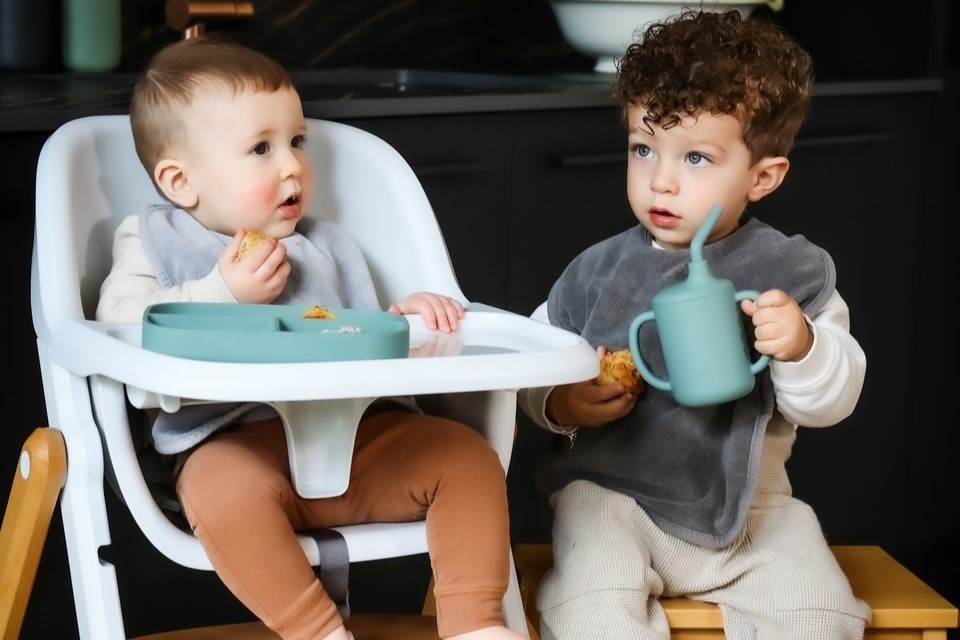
[735,289,771,374]
[629,311,671,391]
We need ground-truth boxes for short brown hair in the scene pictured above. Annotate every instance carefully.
[614,9,813,162]
[130,35,294,180]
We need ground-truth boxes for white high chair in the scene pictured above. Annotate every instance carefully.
[31,115,598,639]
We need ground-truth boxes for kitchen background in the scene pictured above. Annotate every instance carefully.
[0,0,949,78]
[2,0,957,638]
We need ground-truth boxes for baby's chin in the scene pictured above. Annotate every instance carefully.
[264,217,301,239]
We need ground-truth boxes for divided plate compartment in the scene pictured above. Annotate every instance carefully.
[142,302,410,363]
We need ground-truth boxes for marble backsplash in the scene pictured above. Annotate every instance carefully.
[6,0,944,81]
[122,0,594,74]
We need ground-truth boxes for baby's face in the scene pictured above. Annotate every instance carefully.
[177,84,313,239]
[625,104,759,250]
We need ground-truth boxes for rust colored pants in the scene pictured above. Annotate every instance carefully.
[176,410,511,640]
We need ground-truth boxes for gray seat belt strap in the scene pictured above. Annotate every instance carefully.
[304,527,351,621]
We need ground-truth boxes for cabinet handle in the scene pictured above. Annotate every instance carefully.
[555,152,625,168]
[793,131,894,149]
[412,161,489,177]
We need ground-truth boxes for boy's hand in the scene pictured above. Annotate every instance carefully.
[389,292,464,332]
[740,288,813,362]
[219,228,290,303]
[547,346,639,429]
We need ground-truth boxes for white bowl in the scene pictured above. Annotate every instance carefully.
[550,0,780,73]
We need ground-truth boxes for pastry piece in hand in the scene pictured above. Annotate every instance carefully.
[595,349,645,394]
[302,305,335,319]
[235,230,271,261]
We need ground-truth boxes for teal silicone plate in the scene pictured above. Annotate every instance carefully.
[142,302,409,363]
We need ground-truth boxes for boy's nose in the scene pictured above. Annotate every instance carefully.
[649,163,678,194]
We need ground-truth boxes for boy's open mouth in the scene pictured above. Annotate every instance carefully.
[283,193,301,207]
[649,207,676,218]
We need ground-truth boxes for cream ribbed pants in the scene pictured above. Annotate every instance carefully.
[538,480,871,640]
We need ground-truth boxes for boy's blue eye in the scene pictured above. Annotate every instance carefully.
[633,144,651,158]
[292,134,307,149]
[253,142,269,155]
[688,152,704,165]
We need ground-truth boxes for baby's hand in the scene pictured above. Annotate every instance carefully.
[219,228,290,303]
[548,347,638,429]
[740,288,813,362]
[389,292,464,332]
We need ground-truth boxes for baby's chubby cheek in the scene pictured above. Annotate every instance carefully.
[248,180,280,208]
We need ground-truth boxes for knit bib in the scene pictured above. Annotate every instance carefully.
[139,206,382,455]
[545,218,835,547]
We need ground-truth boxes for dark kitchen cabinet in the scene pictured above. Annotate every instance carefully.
[751,89,937,549]
[507,108,633,315]
[341,114,514,309]
[345,106,631,315]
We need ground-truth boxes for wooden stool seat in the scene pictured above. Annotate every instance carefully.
[513,544,959,640]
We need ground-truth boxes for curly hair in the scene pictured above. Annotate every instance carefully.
[614,9,813,161]
[130,34,293,182]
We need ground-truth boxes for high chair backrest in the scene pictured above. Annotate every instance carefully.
[32,115,465,341]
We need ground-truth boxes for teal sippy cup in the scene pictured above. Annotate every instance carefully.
[628,204,770,407]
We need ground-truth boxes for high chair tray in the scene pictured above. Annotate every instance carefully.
[141,302,409,363]
[74,305,600,498]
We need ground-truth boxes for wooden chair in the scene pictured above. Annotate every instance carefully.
[513,543,959,640]
[0,428,66,640]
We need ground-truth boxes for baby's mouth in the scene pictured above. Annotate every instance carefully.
[649,206,676,218]
[278,193,304,219]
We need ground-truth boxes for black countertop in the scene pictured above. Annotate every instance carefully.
[0,69,944,133]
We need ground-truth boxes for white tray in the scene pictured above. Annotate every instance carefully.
[54,305,598,497]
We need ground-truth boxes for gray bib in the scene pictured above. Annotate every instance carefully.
[140,204,380,310]
[544,218,835,547]
[139,206,382,454]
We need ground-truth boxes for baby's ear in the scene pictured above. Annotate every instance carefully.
[747,156,790,202]
[154,158,198,209]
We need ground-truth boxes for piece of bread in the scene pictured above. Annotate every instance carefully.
[595,349,645,394]
[235,230,271,261]
[302,305,335,319]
